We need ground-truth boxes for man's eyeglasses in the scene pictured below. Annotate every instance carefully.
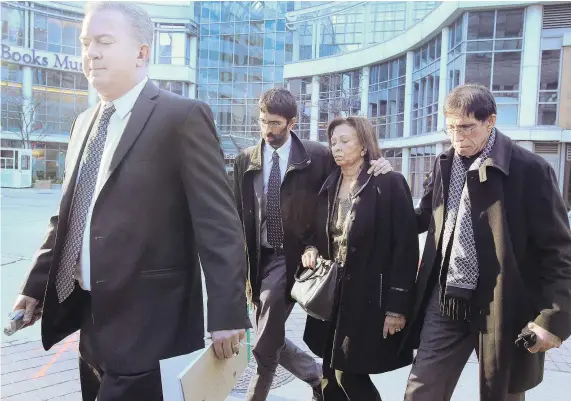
[443,124,478,136]
[258,118,285,128]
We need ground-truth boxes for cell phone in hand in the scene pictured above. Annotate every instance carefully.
[4,309,26,336]
[515,327,537,349]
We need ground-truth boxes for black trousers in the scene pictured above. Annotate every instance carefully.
[322,354,382,401]
[72,287,163,401]
[404,287,525,401]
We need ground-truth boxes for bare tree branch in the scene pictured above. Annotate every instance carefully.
[2,93,56,149]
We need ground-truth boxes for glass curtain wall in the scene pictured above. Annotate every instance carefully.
[197,1,294,142]
[368,2,406,44]
[318,70,361,141]
[368,56,406,140]
[319,6,364,57]
[33,5,83,56]
[31,68,89,137]
[412,34,441,135]
[287,78,312,139]
[461,9,525,126]
[1,64,24,133]
[1,3,25,46]
[409,145,436,199]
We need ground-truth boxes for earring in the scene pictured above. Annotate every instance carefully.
[361,150,366,156]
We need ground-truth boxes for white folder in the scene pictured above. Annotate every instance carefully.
[160,343,249,401]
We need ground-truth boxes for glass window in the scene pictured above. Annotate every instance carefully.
[33,9,82,55]
[1,63,23,82]
[159,31,190,65]
[1,85,23,132]
[467,11,495,40]
[30,68,89,136]
[412,35,441,136]
[538,104,557,126]
[459,10,524,126]
[492,52,521,91]
[47,17,63,52]
[495,9,524,39]
[369,56,406,139]
[1,4,24,46]
[540,50,561,90]
[409,145,436,198]
[465,53,492,87]
[538,50,561,126]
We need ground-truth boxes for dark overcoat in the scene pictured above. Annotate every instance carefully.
[404,130,571,397]
[233,133,334,303]
[304,166,419,374]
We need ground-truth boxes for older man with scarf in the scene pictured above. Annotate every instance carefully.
[403,84,571,401]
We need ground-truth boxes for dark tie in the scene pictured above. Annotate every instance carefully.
[55,103,116,302]
[266,151,283,249]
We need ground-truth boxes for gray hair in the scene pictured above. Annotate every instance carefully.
[85,2,154,63]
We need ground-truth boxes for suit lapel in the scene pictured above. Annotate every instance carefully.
[65,106,100,183]
[60,106,100,204]
[100,81,159,188]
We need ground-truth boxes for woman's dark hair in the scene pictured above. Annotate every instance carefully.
[258,88,298,121]
[444,84,497,122]
[326,116,381,161]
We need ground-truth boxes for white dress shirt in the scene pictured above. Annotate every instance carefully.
[260,135,292,249]
[262,135,291,190]
[74,76,148,290]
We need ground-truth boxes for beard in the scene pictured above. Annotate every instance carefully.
[264,126,290,149]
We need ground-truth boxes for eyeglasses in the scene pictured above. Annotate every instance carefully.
[443,123,478,136]
[258,118,285,128]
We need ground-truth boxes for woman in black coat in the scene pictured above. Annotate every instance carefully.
[301,116,419,400]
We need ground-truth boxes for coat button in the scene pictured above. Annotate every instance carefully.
[346,274,352,281]
[428,227,435,234]
[350,246,357,253]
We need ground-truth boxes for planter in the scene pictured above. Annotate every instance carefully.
[33,179,52,189]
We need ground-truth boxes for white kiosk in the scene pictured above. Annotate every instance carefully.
[1,148,32,188]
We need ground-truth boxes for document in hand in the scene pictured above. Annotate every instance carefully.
[160,343,249,401]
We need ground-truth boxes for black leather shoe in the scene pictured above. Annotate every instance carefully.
[312,384,324,401]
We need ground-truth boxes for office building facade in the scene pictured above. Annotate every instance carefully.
[2,1,571,209]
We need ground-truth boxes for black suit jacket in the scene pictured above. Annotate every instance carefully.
[21,81,251,375]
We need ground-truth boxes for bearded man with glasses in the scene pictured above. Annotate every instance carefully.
[402,84,571,401]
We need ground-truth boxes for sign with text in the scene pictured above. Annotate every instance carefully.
[1,45,83,73]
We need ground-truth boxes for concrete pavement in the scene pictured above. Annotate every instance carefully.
[1,187,570,400]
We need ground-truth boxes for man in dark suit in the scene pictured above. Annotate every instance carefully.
[233,88,391,401]
[11,3,250,400]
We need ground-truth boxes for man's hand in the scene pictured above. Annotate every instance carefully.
[526,322,562,353]
[210,329,246,360]
[368,157,393,176]
[13,295,41,327]
[301,247,319,269]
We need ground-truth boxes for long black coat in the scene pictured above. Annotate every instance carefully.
[404,130,571,397]
[233,133,334,303]
[304,167,419,374]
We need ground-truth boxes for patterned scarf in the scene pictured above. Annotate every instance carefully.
[440,128,497,319]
